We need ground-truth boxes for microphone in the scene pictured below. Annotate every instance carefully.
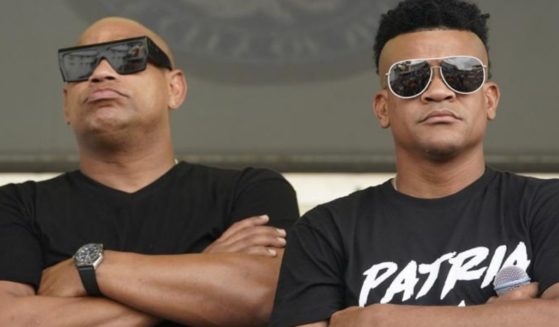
[493,266,531,296]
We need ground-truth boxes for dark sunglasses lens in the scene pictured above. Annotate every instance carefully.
[389,61,431,98]
[106,41,148,74]
[441,57,485,93]
[61,49,99,82]
[60,39,150,82]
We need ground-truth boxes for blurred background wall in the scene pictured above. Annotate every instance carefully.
[1,0,558,173]
[1,0,558,211]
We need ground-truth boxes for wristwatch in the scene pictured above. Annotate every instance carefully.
[73,243,104,296]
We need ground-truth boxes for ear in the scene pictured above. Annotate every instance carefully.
[484,81,500,121]
[373,89,391,128]
[167,69,187,110]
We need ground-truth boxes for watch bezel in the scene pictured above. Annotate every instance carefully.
[74,243,104,269]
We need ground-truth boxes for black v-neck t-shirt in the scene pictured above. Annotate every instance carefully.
[0,162,299,291]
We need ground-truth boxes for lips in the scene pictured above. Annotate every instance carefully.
[84,88,126,104]
[419,110,461,123]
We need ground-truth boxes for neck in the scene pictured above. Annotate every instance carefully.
[78,142,176,194]
[393,147,486,198]
[76,121,178,192]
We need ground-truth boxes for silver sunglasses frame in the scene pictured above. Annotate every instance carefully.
[385,55,488,99]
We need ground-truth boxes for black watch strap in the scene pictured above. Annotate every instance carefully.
[77,265,102,296]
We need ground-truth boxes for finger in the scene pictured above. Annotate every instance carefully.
[204,231,285,253]
[244,246,280,257]
[239,233,287,249]
[219,233,287,253]
[494,282,539,301]
[218,215,270,240]
[38,278,53,295]
[506,283,538,300]
[38,273,51,294]
[222,225,286,247]
[523,282,539,298]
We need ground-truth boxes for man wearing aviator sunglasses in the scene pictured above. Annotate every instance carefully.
[386,55,487,99]
[0,17,299,326]
[271,0,559,326]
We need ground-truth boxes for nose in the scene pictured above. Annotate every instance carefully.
[89,58,118,83]
[421,67,455,102]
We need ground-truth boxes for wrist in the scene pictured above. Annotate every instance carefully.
[95,250,141,293]
[74,243,104,296]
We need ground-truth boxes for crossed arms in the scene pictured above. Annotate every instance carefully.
[297,282,559,327]
[0,215,286,327]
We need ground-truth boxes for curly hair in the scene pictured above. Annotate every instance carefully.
[373,0,490,73]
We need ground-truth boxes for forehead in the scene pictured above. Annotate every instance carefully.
[379,30,488,74]
[78,20,150,46]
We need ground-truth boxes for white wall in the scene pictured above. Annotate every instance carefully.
[2,172,557,215]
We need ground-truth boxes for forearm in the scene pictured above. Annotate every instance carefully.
[0,293,158,327]
[97,250,282,326]
[351,300,559,327]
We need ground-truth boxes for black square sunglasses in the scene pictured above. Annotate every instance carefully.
[58,36,173,82]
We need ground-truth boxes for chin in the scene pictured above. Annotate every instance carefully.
[422,144,461,161]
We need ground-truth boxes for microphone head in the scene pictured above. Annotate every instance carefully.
[493,266,531,296]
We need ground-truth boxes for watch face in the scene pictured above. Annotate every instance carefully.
[74,243,103,266]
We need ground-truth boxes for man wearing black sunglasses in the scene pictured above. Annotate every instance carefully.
[271,0,559,326]
[0,17,299,326]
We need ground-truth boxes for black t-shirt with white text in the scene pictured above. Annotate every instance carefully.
[271,168,559,326]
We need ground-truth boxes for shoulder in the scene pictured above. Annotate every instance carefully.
[177,161,282,180]
[0,173,70,201]
[0,173,72,222]
[489,169,559,198]
[176,161,290,189]
[489,169,558,186]
[175,163,298,227]
[486,169,559,219]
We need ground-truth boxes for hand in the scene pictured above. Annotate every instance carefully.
[38,257,86,297]
[203,215,286,257]
[487,282,539,304]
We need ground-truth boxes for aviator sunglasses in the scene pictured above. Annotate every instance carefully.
[386,55,487,99]
[58,36,173,82]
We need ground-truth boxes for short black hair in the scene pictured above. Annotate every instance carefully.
[373,0,490,73]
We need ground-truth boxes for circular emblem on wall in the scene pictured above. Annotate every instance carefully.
[67,0,398,84]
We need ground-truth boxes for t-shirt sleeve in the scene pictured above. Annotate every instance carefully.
[0,183,43,290]
[270,206,346,327]
[528,180,559,295]
[229,168,299,230]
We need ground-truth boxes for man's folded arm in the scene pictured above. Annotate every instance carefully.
[95,249,285,326]
[0,280,158,327]
[37,215,289,326]
[95,214,287,326]
[320,282,559,327]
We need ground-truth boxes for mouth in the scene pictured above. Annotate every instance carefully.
[419,109,462,124]
[84,88,126,104]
